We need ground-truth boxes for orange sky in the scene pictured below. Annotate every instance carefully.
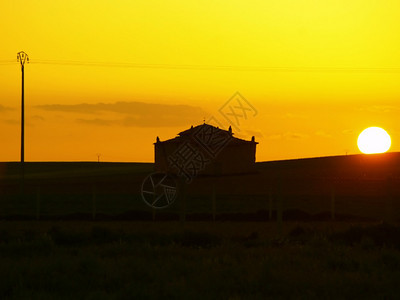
[1,0,400,162]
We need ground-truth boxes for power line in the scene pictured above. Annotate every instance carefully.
[31,59,400,73]
[3,58,400,73]
[0,60,15,65]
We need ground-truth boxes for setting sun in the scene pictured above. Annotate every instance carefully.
[357,127,391,154]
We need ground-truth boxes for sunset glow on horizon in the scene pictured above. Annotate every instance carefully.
[1,1,400,162]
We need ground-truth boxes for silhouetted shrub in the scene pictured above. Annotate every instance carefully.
[381,251,400,271]
[0,229,11,243]
[172,231,221,248]
[288,225,307,238]
[90,226,120,244]
[1,221,400,298]
[0,235,54,257]
[48,226,88,246]
[329,223,400,249]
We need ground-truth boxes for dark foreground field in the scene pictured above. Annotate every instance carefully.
[1,153,400,222]
[1,155,400,298]
[1,220,400,299]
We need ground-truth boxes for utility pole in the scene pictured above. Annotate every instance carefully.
[17,51,29,163]
[17,51,29,190]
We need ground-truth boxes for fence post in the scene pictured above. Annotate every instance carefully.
[385,177,394,223]
[330,185,336,221]
[212,182,216,221]
[268,190,273,220]
[0,184,3,219]
[36,186,41,220]
[179,179,186,226]
[277,178,283,236]
[92,184,97,220]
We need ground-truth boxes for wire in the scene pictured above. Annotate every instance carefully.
[32,59,400,73]
[2,58,400,73]
[0,60,15,65]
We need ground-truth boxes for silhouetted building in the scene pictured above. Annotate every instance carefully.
[154,123,257,178]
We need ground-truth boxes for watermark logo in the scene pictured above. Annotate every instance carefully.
[168,141,210,183]
[141,172,178,209]
[192,123,232,159]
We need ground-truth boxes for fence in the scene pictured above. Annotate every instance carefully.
[1,173,399,222]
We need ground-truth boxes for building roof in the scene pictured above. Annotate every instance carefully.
[155,123,258,145]
[178,123,230,137]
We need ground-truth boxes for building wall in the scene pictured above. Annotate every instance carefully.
[154,139,257,175]
[215,143,257,174]
[154,141,180,172]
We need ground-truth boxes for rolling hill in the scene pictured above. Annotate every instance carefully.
[0,153,399,221]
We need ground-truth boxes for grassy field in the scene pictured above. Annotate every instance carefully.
[0,156,399,297]
[0,220,400,299]
[1,154,400,222]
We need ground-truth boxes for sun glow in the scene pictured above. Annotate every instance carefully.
[357,127,391,154]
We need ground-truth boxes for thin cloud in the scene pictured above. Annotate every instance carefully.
[315,130,332,138]
[358,105,398,113]
[244,129,264,138]
[342,129,355,135]
[4,119,19,125]
[285,132,309,140]
[267,132,309,140]
[283,112,308,119]
[36,101,205,115]
[77,118,114,126]
[0,104,13,112]
[120,115,194,127]
[77,114,206,128]
[3,119,34,127]
[31,115,45,121]
[37,101,207,128]
[267,134,282,140]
